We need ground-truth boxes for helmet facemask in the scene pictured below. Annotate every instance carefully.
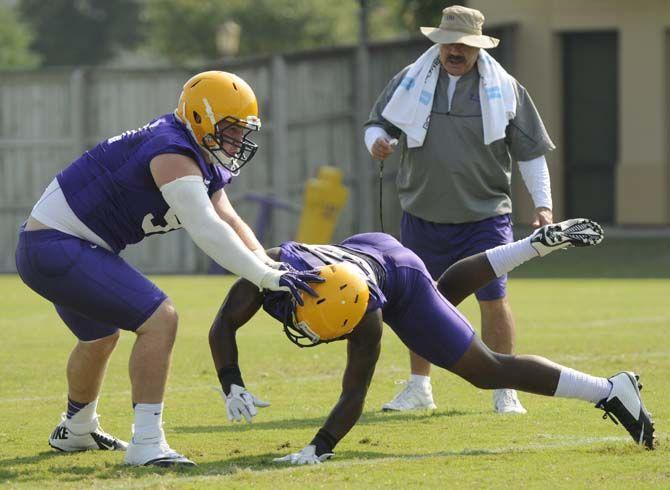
[202,115,260,173]
[283,303,324,348]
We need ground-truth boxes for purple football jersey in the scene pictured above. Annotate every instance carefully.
[262,232,476,368]
[57,113,232,253]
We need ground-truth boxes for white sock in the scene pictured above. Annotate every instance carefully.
[554,368,612,404]
[133,403,164,443]
[485,237,538,277]
[69,398,98,425]
[409,374,431,389]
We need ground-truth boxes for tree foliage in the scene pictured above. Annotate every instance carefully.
[144,0,463,64]
[0,5,40,70]
[395,0,459,32]
[144,0,360,64]
[18,0,144,66]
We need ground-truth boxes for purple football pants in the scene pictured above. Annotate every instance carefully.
[344,233,476,368]
[15,227,167,341]
[401,212,513,301]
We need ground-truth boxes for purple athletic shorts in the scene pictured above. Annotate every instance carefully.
[374,234,476,368]
[15,227,167,342]
[400,212,513,301]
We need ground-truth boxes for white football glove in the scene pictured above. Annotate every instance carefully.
[217,384,270,423]
[272,444,334,465]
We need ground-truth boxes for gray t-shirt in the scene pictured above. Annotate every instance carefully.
[366,64,555,224]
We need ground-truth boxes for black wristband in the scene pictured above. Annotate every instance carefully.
[217,365,244,395]
[310,428,338,456]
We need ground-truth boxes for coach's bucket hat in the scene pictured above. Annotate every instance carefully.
[420,5,499,49]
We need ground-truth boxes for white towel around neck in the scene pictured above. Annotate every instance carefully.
[381,44,517,147]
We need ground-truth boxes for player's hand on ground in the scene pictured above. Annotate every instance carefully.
[370,137,398,160]
[272,445,334,465]
[277,269,324,306]
[532,207,553,227]
[219,384,270,422]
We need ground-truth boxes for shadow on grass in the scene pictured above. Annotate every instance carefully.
[173,408,475,435]
[0,447,509,483]
[0,450,81,480]
[0,449,64,467]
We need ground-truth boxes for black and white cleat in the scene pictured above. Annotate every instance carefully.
[596,371,656,450]
[530,218,604,257]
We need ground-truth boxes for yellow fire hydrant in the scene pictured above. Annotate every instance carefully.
[296,166,348,244]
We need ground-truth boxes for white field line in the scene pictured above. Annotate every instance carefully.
[95,436,631,489]
[541,315,670,329]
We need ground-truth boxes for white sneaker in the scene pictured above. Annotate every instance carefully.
[48,413,128,452]
[381,381,437,411]
[596,371,655,450]
[124,429,195,467]
[493,389,527,414]
[530,218,604,257]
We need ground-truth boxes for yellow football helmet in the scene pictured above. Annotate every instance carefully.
[286,263,370,347]
[175,71,261,172]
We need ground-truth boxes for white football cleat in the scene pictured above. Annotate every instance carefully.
[493,389,527,414]
[48,414,128,452]
[596,371,655,450]
[381,380,437,411]
[530,218,604,257]
[124,429,195,467]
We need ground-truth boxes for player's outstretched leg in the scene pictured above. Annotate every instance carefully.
[530,218,604,256]
[449,337,655,449]
[124,300,195,467]
[48,332,128,452]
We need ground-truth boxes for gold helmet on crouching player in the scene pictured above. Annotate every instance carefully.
[284,263,371,347]
[175,71,261,172]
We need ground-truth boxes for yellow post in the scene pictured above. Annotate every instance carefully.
[296,166,349,243]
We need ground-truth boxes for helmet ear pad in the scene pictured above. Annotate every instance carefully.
[293,263,370,342]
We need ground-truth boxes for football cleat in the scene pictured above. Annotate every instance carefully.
[596,372,655,450]
[530,218,604,257]
[493,389,527,414]
[48,414,128,452]
[124,429,196,467]
[381,380,437,411]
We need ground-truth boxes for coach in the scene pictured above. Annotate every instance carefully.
[364,5,555,414]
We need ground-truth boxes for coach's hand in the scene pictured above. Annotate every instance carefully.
[532,207,553,227]
[273,445,334,465]
[370,137,398,161]
[222,384,270,422]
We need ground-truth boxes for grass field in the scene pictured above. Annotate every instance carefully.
[1,238,669,488]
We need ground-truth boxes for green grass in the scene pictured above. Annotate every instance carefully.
[1,246,669,488]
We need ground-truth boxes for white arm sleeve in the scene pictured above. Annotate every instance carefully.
[518,155,553,210]
[159,176,283,290]
[364,126,392,154]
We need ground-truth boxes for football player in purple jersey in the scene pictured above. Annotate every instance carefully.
[15,71,321,467]
[209,219,655,465]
